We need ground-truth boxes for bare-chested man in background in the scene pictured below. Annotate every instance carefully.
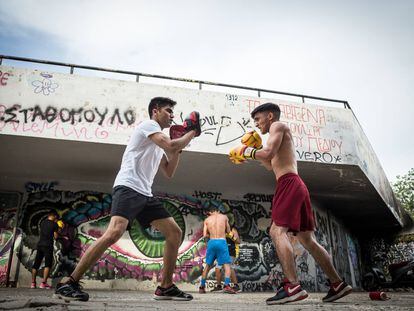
[229,102,352,305]
[198,209,236,294]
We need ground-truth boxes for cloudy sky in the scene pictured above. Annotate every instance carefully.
[0,0,413,182]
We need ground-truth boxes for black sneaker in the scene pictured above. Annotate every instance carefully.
[232,284,241,292]
[54,281,89,302]
[210,284,223,292]
[322,280,352,302]
[154,284,193,301]
[266,280,308,305]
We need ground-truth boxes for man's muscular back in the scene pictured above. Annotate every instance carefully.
[269,122,298,180]
[204,212,229,239]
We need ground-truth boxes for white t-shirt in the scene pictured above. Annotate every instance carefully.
[113,120,165,196]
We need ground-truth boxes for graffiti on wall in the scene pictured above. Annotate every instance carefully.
[0,71,12,86]
[313,209,331,291]
[231,97,345,163]
[185,110,341,166]
[346,234,361,287]
[0,103,137,141]
[18,190,206,283]
[330,219,352,283]
[25,181,59,193]
[0,66,352,166]
[363,234,414,278]
[0,104,136,126]
[388,234,414,263]
[1,103,343,166]
[0,192,21,287]
[10,186,362,291]
[31,73,59,96]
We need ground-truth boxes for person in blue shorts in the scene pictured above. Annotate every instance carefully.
[213,226,241,292]
[199,208,236,294]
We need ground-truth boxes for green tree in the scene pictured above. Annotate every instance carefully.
[392,168,414,217]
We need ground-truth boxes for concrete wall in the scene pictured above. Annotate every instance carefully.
[0,65,365,160]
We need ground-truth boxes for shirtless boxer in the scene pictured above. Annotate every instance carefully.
[199,209,236,294]
[229,103,352,304]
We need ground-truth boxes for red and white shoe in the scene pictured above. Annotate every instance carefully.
[39,282,52,289]
[322,280,352,302]
[266,279,308,305]
[31,282,36,289]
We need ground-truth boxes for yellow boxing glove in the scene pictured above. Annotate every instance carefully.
[57,220,64,228]
[241,131,263,149]
[229,145,258,164]
[227,231,237,242]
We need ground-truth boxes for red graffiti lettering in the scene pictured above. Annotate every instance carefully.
[245,99,261,113]
[0,71,12,86]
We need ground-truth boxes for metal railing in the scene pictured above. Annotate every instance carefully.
[0,55,351,109]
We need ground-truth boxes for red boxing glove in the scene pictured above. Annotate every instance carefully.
[183,111,201,137]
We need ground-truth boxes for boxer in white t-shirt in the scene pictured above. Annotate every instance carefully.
[55,97,201,302]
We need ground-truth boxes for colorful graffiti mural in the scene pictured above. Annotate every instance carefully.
[3,188,366,291]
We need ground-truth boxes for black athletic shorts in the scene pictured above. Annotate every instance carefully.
[111,185,171,229]
[32,245,54,269]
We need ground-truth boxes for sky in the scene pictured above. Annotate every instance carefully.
[0,0,413,182]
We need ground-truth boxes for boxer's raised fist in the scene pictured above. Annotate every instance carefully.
[241,131,262,149]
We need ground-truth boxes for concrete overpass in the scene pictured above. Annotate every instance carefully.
[0,56,405,291]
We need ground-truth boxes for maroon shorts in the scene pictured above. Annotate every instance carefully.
[272,173,315,232]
